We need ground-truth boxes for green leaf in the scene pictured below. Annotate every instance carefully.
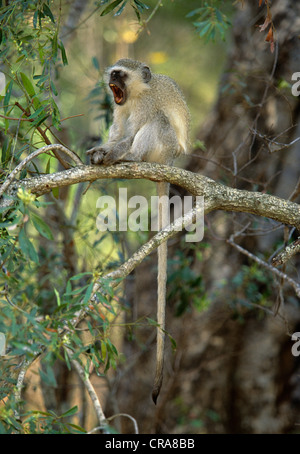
[43,4,55,23]
[199,22,212,38]
[133,0,149,13]
[186,7,206,18]
[193,19,210,30]
[83,281,94,304]
[146,317,158,327]
[45,157,51,174]
[34,115,49,128]
[33,9,38,28]
[4,80,13,114]
[215,8,223,23]
[101,340,107,360]
[1,137,11,163]
[50,98,61,129]
[114,0,128,16]
[54,288,61,307]
[50,80,58,96]
[64,348,72,370]
[100,0,123,16]
[20,72,35,98]
[132,5,140,21]
[31,213,54,240]
[52,187,59,198]
[167,332,177,350]
[28,105,45,120]
[92,56,100,71]
[39,366,57,387]
[52,33,58,59]
[66,423,86,433]
[60,406,78,418]
[106,338,118,356]
[70,272,93,281]
[18,228,39,263]
[59,41,68,66]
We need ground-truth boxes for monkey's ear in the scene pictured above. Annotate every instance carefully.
[142,65,151,83]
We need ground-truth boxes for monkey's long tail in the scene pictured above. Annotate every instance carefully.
[152,181,169,404]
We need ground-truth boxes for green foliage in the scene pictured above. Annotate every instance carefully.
[0,0,69,148]
[167,243,209,317]
[230,263,273,314]
[0,167,123,433]
[187,2,232,42]
[99,0,149,21]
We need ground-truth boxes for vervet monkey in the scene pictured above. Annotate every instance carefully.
[87,58,190,403]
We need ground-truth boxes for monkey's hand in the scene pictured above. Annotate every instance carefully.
[102,137,135,165]
[86,146,107,165]
[86,146,120,166]
[87,137,135,166]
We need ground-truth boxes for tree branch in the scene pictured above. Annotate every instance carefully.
[1,158,299,229]
[271,237,300,267]
[227,237,300,298]
[65,347,108,432]
[0,144,83,200]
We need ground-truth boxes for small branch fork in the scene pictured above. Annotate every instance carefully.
[227,235,300,299]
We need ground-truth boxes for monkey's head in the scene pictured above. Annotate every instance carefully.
[107,59,152,106]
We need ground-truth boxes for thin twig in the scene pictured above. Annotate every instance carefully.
[107,413,139,434]
[14,359,31,419]
[227,237,300,298]
[65,347,108,432]
[143,0,163,26]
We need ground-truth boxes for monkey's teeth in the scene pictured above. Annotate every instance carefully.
[109,84,123,104]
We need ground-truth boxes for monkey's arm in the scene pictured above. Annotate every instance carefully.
[86,119,131,165]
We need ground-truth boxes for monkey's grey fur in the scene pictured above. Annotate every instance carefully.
[87,58,190,403]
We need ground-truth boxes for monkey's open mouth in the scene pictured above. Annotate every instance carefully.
[109,83,124,104]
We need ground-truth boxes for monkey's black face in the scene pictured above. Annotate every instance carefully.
[109,70,128,105]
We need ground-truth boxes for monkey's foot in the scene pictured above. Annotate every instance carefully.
[86,146,107,165]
